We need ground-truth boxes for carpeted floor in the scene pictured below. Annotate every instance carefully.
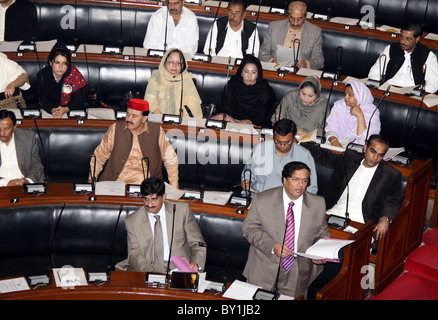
[368,228,438,300]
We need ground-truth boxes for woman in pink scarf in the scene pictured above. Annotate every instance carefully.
[325,80,381,148]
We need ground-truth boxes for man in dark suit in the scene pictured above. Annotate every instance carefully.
[304,134,402,240]
[303,134,402,299]
[242,161,330,298]
[1,0,38,42]
[116,177,206,273]
[0,110,44,186]
[259,1,324,69]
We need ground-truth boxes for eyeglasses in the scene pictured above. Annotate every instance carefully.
[166,60,181,67]
[274,139,293,146]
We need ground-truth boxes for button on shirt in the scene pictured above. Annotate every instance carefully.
[326,159,378,223]
[283,188,302,251]
[0,134,29,186]
[143,6,199,57]
[203,21,260,59]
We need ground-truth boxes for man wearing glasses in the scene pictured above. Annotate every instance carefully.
[241,118,318,195]
[203,0,260,59]
[259,1,324,69]
[116,177,206,273]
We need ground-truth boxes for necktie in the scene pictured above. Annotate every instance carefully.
[153,215,165,273]
[282,201,295,271]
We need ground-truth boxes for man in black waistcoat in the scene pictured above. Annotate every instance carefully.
[1,0,38,42]
[368,23,438,93]
[203,0,259,59]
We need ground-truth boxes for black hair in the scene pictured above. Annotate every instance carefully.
[140,177,166,197]
[229,0,247,11]
[0,109,17,126]
[300,81,318,94]
[282,161,311,183]
[401,23,424,38]
[366,134,389,152]
[48,42,72,66]
[273,118,297,137]
[164,48,186,73]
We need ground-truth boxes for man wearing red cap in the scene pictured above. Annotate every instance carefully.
[90,98,179,187]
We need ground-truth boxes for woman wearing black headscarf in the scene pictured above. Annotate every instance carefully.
[36,42,88,118]
[215,54,276,127]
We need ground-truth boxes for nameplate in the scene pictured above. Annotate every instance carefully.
[22,109,41,118]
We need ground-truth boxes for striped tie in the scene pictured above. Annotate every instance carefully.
[282,201,295,271]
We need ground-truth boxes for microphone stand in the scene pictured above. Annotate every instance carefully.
[335,46,343,80]
[141,156,150,180]
[165,204,177,284]
[254,220,289,300]
[162,72,184,124]
[198,242,228,292]
[207,0,223,60]
[364,85,391,145]
[251,0,263,56]
[318,78,335,144]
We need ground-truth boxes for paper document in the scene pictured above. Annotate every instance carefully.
[297,129,317,143]
[225,122,259,135]
[276,45,296,64]
[293,238,354,262]
[53,267,88,287]
[0,40,22,52]
[330,17,359,25]
[411,93,438,108]
[384,147,405,161]
[223,280,262,300]
[0,277,30,293]
[95,181,126,196]
[296,67,323,78]
[202,190,232,206]
[35,40,57,52]
[164,182,185,200]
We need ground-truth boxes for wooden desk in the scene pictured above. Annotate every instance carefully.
[0,271,228,300]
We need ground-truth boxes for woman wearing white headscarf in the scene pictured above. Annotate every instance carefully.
[325,80,381,148]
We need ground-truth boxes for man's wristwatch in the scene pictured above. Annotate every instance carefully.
[380,216,391,224]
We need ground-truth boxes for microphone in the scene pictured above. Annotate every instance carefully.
[379,54,387,86]
[164,5,169,52]
[90,154,97,187]
[162,72,184,124]
[27,202,65,286]
[251,0,262,56]
[405,64,427,163]
[206,56,231,129]
[198,242,228,292]
[50,202,66,271]
[318,78,335,144]
[364,85,391,145]
[242,168,252,206]
[141,156,150,180]
[196,162,205,199]
[254,219,289,300]
[184,105,194,118]
[335,46,343,80]
[206,0,223,60]
[165,204,177,283]
[32,117,48,185]
[293,39,300,69]
[88,205,124,283]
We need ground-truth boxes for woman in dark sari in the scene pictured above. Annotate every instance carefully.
[215,54,276,128]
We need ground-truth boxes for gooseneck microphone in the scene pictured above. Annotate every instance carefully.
[251,0,263,56]
[198,242,229,292]
[141,156,150,180]
[107,205,124,281]
[318,79,335,144]
[335,46,343,80]
[165,204,177,282]
[50,202,66,272]
[207,0,223,59]
[364,85,391,145]
[164,5,169,52]
[293,39,300,68]
[271,219,289,300]
[379,54,387,86]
